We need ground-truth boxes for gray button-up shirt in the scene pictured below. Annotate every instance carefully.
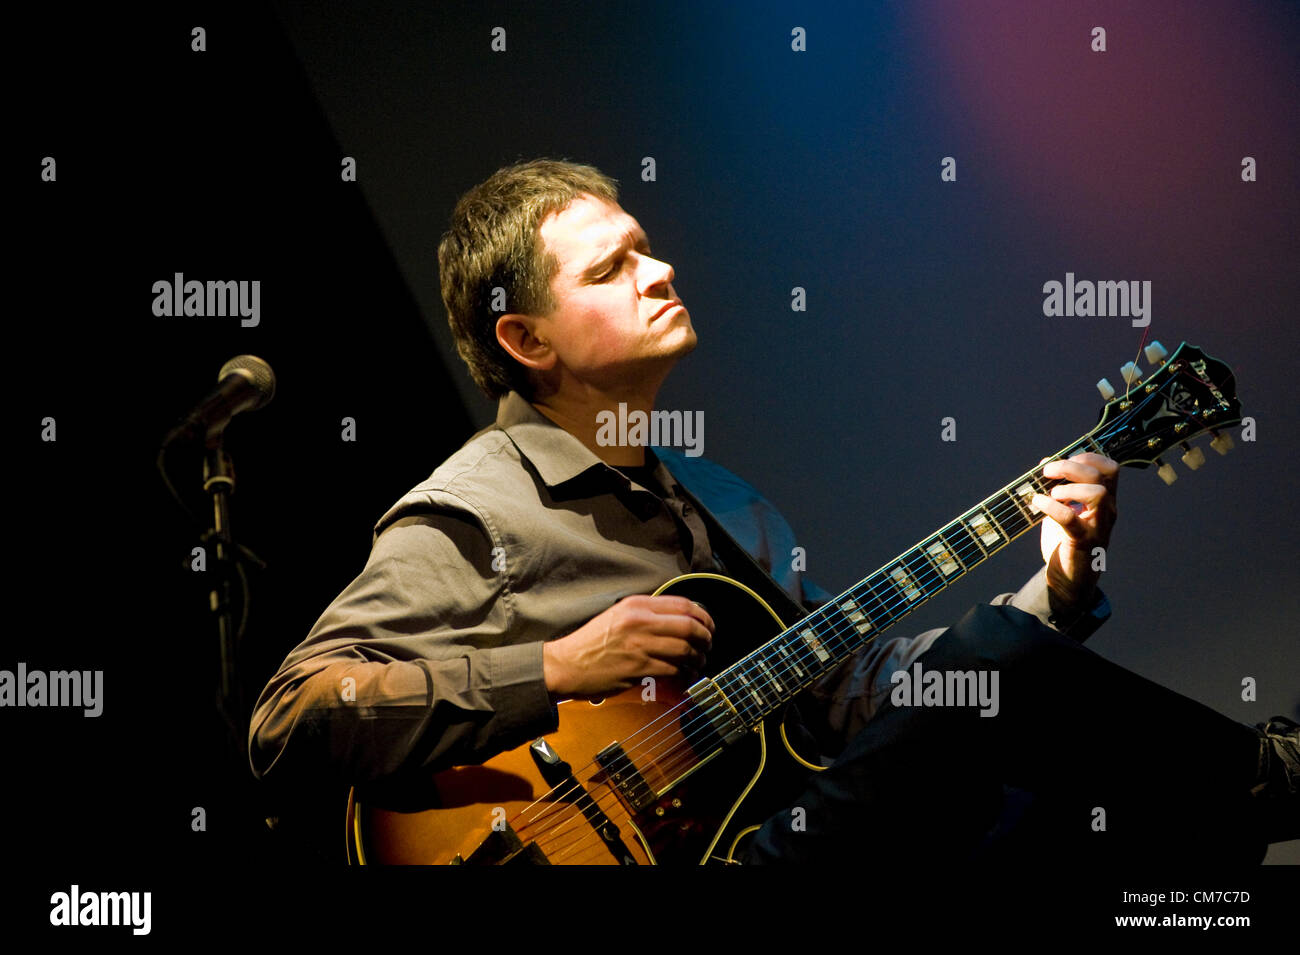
[248,391,1106,785]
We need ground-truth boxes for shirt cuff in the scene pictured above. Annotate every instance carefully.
[485,640,559,741]
[997,566,1111,643]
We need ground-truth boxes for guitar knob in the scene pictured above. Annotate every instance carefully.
[1120,361,1142,386]
[1210,431,1235,455]
[1096,378,1116,401]
[1143,341,1168,365]
[1157,462,1178,485]
[1181,446,1205,471]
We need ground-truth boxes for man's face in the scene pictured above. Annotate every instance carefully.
[531,194,695,394]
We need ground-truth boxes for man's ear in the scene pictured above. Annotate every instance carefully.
[496,313,556,373]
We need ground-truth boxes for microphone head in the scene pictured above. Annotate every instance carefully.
[218,354,276,410]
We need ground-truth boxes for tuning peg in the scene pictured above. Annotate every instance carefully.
[1143,341,1168,365]
[1096,378,1116,401]
[1181,444,1205,470]
[1156,461,1178,485]
[1120,361,1142,386]
[1210,431,1234,455]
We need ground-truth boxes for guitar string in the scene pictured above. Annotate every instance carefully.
[525,510,1056,861]
[514,571,918,860]
[517,517,997,862]
[389,362,1203,860]
[520,493,1051,863]
[514,471,1074,863]
[550,461,1063,780]
[509,480,1057,860]
[572,363,1154,795]
[588,480,1045,791]
[538,426,1225,859]
[508,423,1143,860]
[580,459,1062,776]
[536,423,1149,862]
[507,464,1078,858]
[1123,325,1153,401]
[506,376,1212,860]
[710,473,1052,722]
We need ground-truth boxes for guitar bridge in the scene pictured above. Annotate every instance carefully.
[461,823,551,865]
[530,738,640,865]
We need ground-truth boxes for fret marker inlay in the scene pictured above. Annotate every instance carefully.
[800,628,830,663]
[1015,482,1041,515]
[926,543,960,576]
[756,659,785,694]
[777,644,805,678]
[968,512,1002,547]
[735,673,764,708]
[839,598,874,633]
[889,566,922,601]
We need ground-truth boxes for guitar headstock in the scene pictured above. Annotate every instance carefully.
[1091,341,1241,483]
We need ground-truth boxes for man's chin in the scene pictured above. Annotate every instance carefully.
[674,322,699,355]
[608,335,697,392]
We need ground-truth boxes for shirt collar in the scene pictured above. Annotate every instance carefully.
[495,390,679,496]
[495,390,607,488]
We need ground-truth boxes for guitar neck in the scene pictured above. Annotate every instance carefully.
[705,431,1105,731]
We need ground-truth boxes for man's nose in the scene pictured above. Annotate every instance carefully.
[638,254,675,294]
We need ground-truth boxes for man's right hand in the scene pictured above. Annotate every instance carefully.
[542,595,715,700]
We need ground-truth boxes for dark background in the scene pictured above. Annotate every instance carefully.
[10,0,1297,929]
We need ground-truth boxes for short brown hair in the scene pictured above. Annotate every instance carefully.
[438,159,619,399]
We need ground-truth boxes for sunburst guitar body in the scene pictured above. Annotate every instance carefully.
[347,573,823,865]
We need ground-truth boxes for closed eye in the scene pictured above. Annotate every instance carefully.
[593,241,651,281]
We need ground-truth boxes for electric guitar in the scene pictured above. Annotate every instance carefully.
[345,341,1241,865]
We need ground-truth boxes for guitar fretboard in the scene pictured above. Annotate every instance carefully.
[703,435,1103,734]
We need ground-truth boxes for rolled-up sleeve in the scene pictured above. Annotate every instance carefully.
[248,508,558,785]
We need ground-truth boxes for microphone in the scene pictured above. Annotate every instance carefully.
[162,355,276,447]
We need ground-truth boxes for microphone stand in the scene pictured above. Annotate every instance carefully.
[158,354,276,853]
[202,436,242,739]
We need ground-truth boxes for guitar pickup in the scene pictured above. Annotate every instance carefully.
[595,742,657,814]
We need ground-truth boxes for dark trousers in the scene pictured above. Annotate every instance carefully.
[744,603,1265,864]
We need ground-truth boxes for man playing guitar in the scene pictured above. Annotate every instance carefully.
[248,159,1297,865]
